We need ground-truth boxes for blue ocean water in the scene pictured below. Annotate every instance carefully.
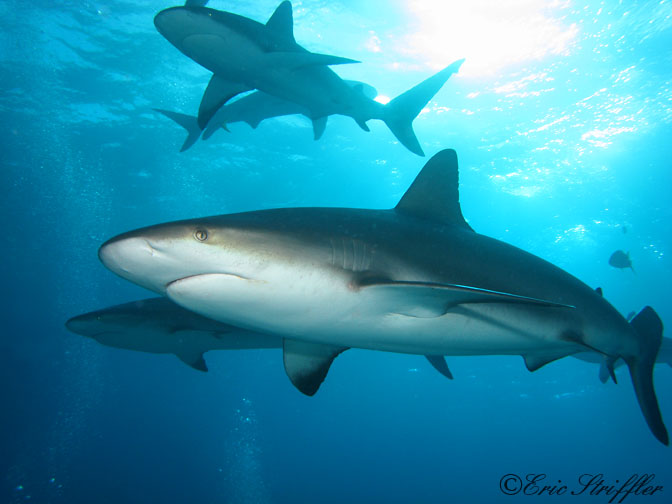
[1,0,671,502]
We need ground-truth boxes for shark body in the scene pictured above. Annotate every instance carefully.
[155,81,378,152]
[154,2,463,155]
[99,149,668,444]
[65,297,281,371]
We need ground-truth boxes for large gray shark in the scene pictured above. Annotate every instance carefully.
[65,297,282,371]
[153,1,464,155]
[98,149,668,444]
[155,81,378,152]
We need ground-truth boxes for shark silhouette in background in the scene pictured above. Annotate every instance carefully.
[153,1,464,155]
[65,297,280,371]
[98,149,668,445]
[66,297,454,378]
[155,81,378,152]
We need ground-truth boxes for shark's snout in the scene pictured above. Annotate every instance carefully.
[99,235,167,294]
[65,315,97,337]
[154,7,208,46]
[154,8,184,38]
[64,316,83,334]
[99,236,155,274]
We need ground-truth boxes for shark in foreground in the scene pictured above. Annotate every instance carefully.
[153,1,464,155]
[65,297,281,371]
[98,149,668,445]
[155,81,378,152]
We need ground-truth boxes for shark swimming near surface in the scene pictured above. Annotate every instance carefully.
[98,149,668,445]
[155,81,378,152]
[153,1,464,155]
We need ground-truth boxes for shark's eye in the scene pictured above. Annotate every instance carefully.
[194,229,208,242]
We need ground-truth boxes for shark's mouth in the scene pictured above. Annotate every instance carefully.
[165,272,252,290]
[165,273,263,323]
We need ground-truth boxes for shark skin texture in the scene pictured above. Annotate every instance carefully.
[153,1,464,155]
[98,150,668,445]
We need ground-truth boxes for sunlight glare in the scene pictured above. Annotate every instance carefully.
[397,0,579,77]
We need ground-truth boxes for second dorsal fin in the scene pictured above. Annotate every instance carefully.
[395,149,473,230]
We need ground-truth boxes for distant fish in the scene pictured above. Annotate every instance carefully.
[622,225,628,234]
[609,250,634,272]
[185,0,209,6]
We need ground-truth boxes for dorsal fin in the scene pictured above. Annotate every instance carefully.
[266,1,295,44]
[395,149,473,230]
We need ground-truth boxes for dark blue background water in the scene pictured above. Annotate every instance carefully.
[1,1,671,502]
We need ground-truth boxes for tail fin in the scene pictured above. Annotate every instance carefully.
[626,306,668,445]
[383,58,464,156]
[154,109,201,152]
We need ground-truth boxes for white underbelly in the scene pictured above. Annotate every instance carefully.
[166,272,583,358]
[283,303,582,356]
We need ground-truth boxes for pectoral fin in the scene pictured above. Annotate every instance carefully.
[198,75,251,129]
[176,350,208,372]
[265,51,359,70]
[283,339,348,396]
[355,118,370,132]
[425,355,453,379]
[359,280,575,318]
[312,117,327,140]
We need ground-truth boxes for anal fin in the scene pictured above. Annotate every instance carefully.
[605,355,619,384]
[176,350,208,372]
[425,355,453,379]
[283,339,348,396]
[598,360,611,384]
[523,350,575,372]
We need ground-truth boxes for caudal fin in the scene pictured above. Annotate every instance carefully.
[383,58,464,156]
[154,109,201,152]
[626,306,668,445]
